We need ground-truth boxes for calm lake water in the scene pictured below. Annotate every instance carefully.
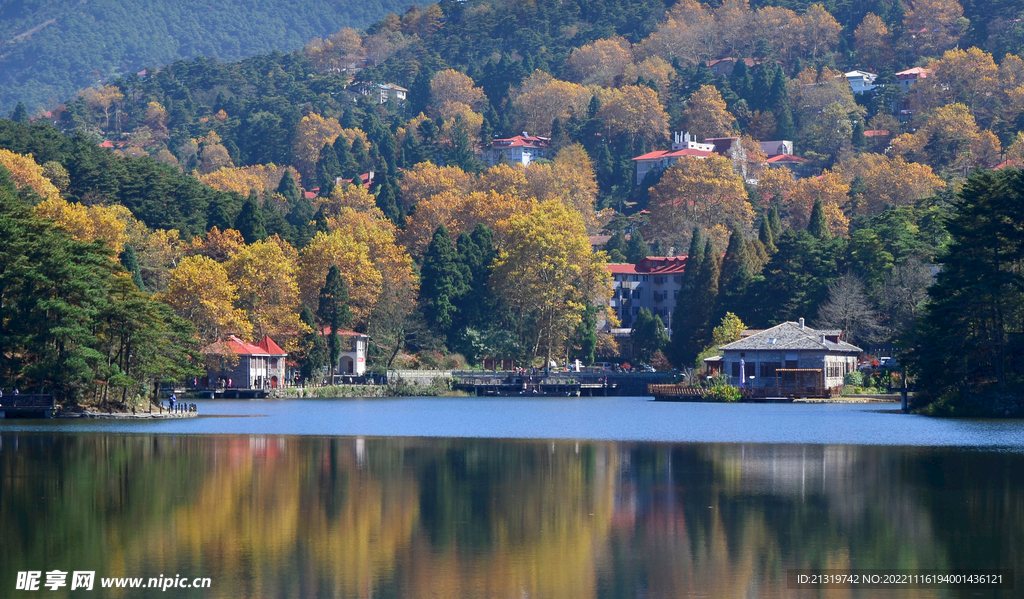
[3,397,1024,597]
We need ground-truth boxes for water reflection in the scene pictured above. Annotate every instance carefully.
[1,435,1021,598]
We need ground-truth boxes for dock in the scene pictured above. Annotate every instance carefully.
[0,394,56,418]
[189,388,268,399]
[453,371,617,396]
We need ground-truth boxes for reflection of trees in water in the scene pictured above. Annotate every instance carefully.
[2,435,1023,598]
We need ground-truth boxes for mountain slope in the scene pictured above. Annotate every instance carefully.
[0,0,415,114]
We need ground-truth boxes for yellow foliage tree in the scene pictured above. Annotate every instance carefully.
[511,71,593,136]
[596,85,670,146]
[162,255,253,343]
[297,231,383,326]
[854,13,892,67]
[185,226,247,262]
[788,170,850,235]
[921,47,1000,122]
[680,85,736,141]
[902,0,964,60]
[839,154,945,215]
[294,113,343,179]
[321,181,378,215]
[198,164,295,198]
[400,189,536,258]
[225,239,305,347]
[430,70,486,113]
[492,200,612,363]
[0,149,60,200]
[80,85,124,126]
[639,0,716,66]
[398,162,475,211]
[35,197,134,255]
[524,144,599,231]
[647,154,751,249]
[565,38,634,87]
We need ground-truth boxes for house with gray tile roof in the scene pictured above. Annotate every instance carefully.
[709,318,861,396]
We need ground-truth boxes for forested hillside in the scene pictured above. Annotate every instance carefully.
[0,0,415,114]
[3,0,1024,414]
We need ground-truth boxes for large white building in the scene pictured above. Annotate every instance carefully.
[632,132,714,184]
[488,134,551,166]
[845,70,878,94]
[607,256,689,330]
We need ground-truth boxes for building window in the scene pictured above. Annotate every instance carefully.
[673,290,678,299]
[760,362,781,377]
[632,289,641,299]
[731,362,741,377]
[642,275,649,281]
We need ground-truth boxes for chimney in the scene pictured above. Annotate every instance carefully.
[821,335,826,344]
[799,318,805,328]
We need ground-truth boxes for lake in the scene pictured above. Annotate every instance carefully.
[2,397,1023,597]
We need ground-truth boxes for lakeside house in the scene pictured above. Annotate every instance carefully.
[706,319,861,395]
[201,335,288,389]
[606,256,688,332]
[488,134,551,166]
[322,328,370,377]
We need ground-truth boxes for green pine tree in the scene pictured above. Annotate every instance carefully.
[605,229,629,263]
[119,244,146,292]
[668,228,705,365]
[276,169,300,204]
[315,142,342,191]
[317,265,353,371]
[719,228,753,317]
[10,102,30,124]
[768,205,782,238]
[419,225,469,340]
[626,229,650,263]
[808,199,831,239]
[234,191,267,243]
[631,308,670,363]
[298,306,328,383]
[759,217,777,254]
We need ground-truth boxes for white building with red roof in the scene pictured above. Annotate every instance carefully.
[632,132,715,184]
[201,335,288,389]
[489,133,551,167]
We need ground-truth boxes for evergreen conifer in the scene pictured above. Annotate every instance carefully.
[419,225,469,340]
[234,192,267,243]
[317,265,352,371]
[276,169,300,204]
[808,199,830,239]
[119,244,146,291]
[626,229,650,263]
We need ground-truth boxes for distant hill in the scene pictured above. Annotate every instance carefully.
[0,0,414,114]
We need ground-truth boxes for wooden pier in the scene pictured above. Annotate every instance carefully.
[0,394,56,418]
[189,388,268,399]
[453,371,617,397]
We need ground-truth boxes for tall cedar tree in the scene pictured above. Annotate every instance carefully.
[454,224,497,330]
[807,199,831,239]
[719,228,753,318]
[234,192,267,243]
[686,239,722,365]
[631,308,670,363]
[759,217,777,254]
[605,230,628,262]
[373,167,403,224]
[276,169,300,203]
[419,225,469,340]
[669,228,705,365]
[768,205,782,238]
[334,135,360,180]
[572,306,599,366]
[298,305,328,382]
[317,265,353,370]
[626,229,650,263]
[315,142,341,192]
[906,169,1024,413]
[119,244,146,291]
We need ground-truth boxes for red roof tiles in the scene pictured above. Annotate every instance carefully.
[202,335,285,356]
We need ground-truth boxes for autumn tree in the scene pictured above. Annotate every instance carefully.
[161,255,252,343]
[788,171,850,235]
[838,154,945,215]
[491,200,612,364]
[902,0,965,60]
[224,239,305,346]
[647,155,751,250]
[854,13,892,68]
[0,149,60,200]
[596,85,670,147]
[430,70,486,114]
[294,113,343,180]
[511,71,592,136]
[639,0,716,66]
[680,85,736,141]
[297,231,382,327]
[565,38,634,87]
[80,85,123,127]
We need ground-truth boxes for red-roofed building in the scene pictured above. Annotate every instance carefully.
[489,134,551,166]
[606,255,689,330]
[632,132,715,184]
[766,154,813,176]
[201,335,287,389]
[706,58,758,77]
[896,67,932,91]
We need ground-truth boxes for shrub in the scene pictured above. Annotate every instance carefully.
[844,370,864,386]
[704,384,741,402]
